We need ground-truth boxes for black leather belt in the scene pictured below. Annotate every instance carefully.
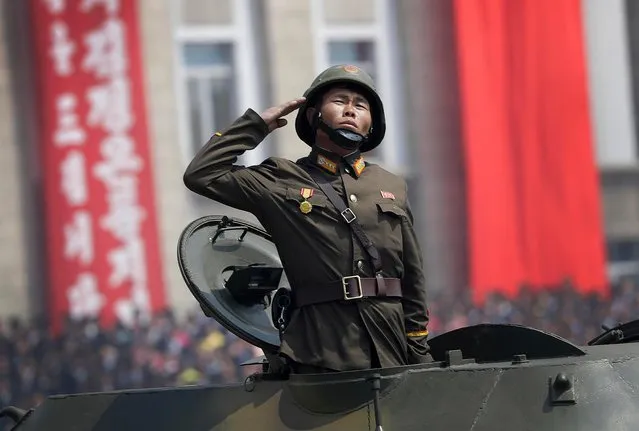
[294,276,402,307]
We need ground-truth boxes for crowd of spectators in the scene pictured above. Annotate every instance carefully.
[427,278,638,346]
[1,278,637,427]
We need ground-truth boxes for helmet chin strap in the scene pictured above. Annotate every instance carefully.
[313,113,369,151]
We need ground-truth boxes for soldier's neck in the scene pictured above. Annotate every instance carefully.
[315,139,357,157]
[310,145,366,177]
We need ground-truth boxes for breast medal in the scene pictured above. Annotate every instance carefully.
[299,188,314,214]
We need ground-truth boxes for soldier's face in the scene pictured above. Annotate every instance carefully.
[314,87,373,137]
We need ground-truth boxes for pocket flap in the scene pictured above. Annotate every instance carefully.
[376,202,406,218]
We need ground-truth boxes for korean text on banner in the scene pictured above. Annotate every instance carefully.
[29,0,166,334]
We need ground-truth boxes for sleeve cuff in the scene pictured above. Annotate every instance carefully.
[406,329,429,338]
[245,108,270,136]
[209,109,269,142]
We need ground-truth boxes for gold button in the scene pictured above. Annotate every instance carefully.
[349,194,357,203]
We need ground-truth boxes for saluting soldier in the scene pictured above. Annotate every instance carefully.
[183,64,431,373]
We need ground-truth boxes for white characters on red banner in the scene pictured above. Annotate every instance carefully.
[35,0,163,330]
[94,135,142,175]
[86,79,134,132]
[50,21,75,76]
[64,211,94,266]
[82,19,126,79]
[106,238,145,288]
[66,272,105,320]
[81,7,151,324]
[60,150,88,206]
[54,93,86,147]
[42,0,65,15]
[81,0,120,14]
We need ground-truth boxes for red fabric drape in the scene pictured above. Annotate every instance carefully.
[453,0,608,304]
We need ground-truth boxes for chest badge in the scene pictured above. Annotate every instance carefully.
[380,190,395,200]
[300,188,314,214]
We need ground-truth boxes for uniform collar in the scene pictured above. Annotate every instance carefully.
[309,147,366,178]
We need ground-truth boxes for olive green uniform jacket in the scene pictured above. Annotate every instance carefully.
[183,109,431,371]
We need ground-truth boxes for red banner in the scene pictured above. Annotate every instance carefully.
[453,0,608,304]
[29,0,166,334]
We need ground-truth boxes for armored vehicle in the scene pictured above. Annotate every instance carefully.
[2,215,639,430]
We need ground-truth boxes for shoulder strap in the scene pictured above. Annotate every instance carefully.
[301,163,384,275]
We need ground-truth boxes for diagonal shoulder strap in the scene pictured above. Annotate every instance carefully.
[301,163,384,276]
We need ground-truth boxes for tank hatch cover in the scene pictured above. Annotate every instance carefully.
[427,323,586,363]
[177,215,285,354]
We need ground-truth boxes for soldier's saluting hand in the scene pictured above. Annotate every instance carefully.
[259,97,306,133]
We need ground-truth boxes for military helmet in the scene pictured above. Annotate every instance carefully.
[294,64,386,153]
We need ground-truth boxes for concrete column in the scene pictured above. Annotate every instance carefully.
[397,0,468,296]
[582,0,637,166]
[138,0,200,315]
[0,1,32,319]
[262,0,317,160]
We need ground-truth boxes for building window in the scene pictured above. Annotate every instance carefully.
[328,41,377,82]
[183,43,236,157]
[172,0,266,168]
[606,238,639,284]
[607,239,639,262]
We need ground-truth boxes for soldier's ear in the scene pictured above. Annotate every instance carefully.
[306,107,316,124]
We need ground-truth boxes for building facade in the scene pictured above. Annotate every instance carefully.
[0,0,637,321]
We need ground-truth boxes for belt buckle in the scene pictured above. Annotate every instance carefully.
[340,208,357,224]
[342,275,363,300]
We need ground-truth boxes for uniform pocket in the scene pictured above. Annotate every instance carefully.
[376,202,407,219]
[375,202,405,251]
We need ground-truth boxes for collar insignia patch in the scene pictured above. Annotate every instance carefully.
[316,154,338,174]
[352,156,366,177]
